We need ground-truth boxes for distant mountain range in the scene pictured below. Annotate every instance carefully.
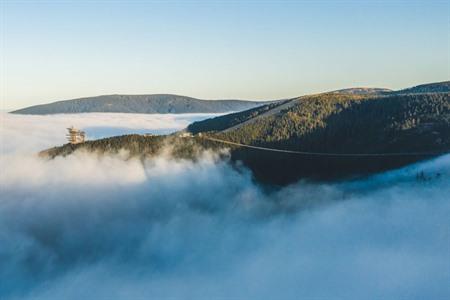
[11,94,269,115]
[12,81,450,115]
[395,81,450,94]
[330,81,450,95]
[42,81,449,185]
[330,87,393,95]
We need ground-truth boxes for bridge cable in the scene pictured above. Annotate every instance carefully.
[200,136,449,157]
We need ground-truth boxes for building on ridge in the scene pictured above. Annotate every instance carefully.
[66,126,85,144]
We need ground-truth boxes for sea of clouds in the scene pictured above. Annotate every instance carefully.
[0,112,449,299]
[0,112,220,154]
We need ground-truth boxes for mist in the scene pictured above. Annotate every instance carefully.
[1,113,449,299]
[0,112,220,154]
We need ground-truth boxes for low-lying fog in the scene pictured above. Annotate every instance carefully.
[0,112,220,154]
[0,112,449,299]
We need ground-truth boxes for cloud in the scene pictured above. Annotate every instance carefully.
[0,112,220,154]
[0,113,449,300]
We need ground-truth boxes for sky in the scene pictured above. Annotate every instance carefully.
[1,0,449,109]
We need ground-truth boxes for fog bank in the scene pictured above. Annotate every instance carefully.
[0,112,219,154]
[0,113,449,299]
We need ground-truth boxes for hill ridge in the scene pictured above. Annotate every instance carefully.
[11,81,450,115]
[12,94,269,115]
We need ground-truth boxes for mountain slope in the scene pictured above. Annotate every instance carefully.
[38,81,450,184]
[187,92,449,183]
[12,94,268,114]
[12,81,449,115]
[327,81,450,96]
[189,93,449,153]
[43,91,449,185]
[394,81,450,94]
[330,87,392,95]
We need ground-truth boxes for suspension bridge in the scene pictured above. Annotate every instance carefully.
[197,135,449,157]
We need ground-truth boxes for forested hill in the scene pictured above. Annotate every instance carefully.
[186,92,449,183]
[331,88,392,95]
[43,91,449,185]
[12,81,449,115]
[11,94,268,114]
[188,92,449,154]
[329,81,450,95]
[394,81,450,94]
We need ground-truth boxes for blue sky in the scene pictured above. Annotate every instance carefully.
[1,0,449,109]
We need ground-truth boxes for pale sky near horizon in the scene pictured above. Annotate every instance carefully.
[1,0,449,109]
